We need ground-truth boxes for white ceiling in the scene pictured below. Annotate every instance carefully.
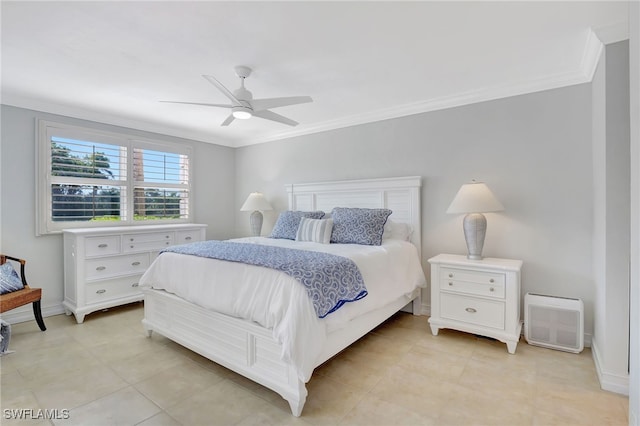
[1,1,629,147]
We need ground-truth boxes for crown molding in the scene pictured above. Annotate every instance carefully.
[238,69,594,147]
[593,21,630,45]
[4,27,610,149]
[0,94,234,147]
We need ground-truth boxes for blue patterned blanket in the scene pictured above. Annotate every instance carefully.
[162,241,367,318]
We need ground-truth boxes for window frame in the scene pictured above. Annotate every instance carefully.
[36,120,193,235]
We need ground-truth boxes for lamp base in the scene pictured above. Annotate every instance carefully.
[249,210,264,237]
[463,213,487,260]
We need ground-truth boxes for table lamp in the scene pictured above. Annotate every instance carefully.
[447,180,504,260]
[240,192,273,237]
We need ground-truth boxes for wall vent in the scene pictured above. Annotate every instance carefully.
[524,293,584,353]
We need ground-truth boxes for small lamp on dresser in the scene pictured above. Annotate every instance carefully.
[447,180,504,260]
[240,192,273,237]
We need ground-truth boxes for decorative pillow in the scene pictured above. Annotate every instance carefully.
[270,211,325,240]
[296,218,334,244]
[0,263,24,295]
[330,207,392,246]
[382,220,413,242]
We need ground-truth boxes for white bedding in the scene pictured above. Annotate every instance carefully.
[139,237,426,381]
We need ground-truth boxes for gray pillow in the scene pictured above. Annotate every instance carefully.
[270,211,325,240]
[330,207,392,246]
[296,218,333,244]
[0,263,24,295]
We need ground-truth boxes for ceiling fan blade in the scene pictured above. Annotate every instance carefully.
[202,75,242,106]
[160,101,233,109]
[253,110,299,127]
[221,114,235,127]
[250,96,313,112]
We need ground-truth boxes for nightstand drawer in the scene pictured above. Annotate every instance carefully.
[440,293,505,330]
[440,268,505,299]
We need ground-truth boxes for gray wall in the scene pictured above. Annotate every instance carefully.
[235,84,597,336]
[0,105,236,318]
[592,40,631,393]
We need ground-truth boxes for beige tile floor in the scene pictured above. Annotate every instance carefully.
[0,303,629,426]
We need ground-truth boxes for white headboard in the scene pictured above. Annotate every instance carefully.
[286,176,422,255]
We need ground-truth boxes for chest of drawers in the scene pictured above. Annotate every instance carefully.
[63,224,207,323]
[428,254,523,354]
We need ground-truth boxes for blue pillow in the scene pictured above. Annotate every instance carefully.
[330,207,392,246]
[0,263,24,295]
[270,211,325,240]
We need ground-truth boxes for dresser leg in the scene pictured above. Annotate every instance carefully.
[506,340,518,354]
[430,325,440,336]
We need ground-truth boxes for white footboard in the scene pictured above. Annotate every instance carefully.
[142,289,307,416]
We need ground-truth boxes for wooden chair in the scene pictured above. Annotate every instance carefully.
[0,255,46,331]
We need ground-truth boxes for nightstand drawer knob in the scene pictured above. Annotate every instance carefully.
[465,307,477,313]
[490,287,495,292]
[448,273,453,278]
[489,278,495,283]
[448,282,453,286]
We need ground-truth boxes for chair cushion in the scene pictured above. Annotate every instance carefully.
[0,263,24,295]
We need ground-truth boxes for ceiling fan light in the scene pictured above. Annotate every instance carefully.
[232,107,252,119]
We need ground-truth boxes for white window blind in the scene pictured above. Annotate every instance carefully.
[37,121,192,234]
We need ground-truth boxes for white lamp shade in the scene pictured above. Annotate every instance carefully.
[240,192,273,212]
[447,181,504,214]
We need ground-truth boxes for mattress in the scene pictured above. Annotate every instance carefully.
[139,236,426,380]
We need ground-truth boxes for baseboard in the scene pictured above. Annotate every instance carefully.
[0,303,66,325]
[591,337,630,395]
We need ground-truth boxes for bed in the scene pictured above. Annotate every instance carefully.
[140,176,425,416]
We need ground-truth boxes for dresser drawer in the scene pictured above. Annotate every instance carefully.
[122,232,174,253]
[440,268,505,299]
[440,293,505,330]
[176,229,203,245]
[85,253,149,280]
[85,276,143,305]
[85,235,121,257]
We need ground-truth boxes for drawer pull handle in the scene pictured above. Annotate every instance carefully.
[131,261,141,266]
[96,289,106,294]
[489,278,495,283]
[448,282,453,286]
[448,273,453,278]
[465,307,477,313]
[98,244,108,248]
[130,238,134,242]
[130,245,134,248]
[131,283,139,287]
[165,242,170,245]
[490,287,495,292]
[185,236,192,241]
[165,235,170,239]
[96,266,106,271]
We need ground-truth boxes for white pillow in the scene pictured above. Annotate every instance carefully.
[382,220,413,241]
[296,218,333,244]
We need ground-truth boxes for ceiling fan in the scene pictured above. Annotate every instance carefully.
[161,66,313,127]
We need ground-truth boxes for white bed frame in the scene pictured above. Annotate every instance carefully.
[142,176,423,416]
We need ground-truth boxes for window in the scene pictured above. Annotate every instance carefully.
[37,121,192,234]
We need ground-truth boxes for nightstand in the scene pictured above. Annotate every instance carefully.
[428,254,523,354]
